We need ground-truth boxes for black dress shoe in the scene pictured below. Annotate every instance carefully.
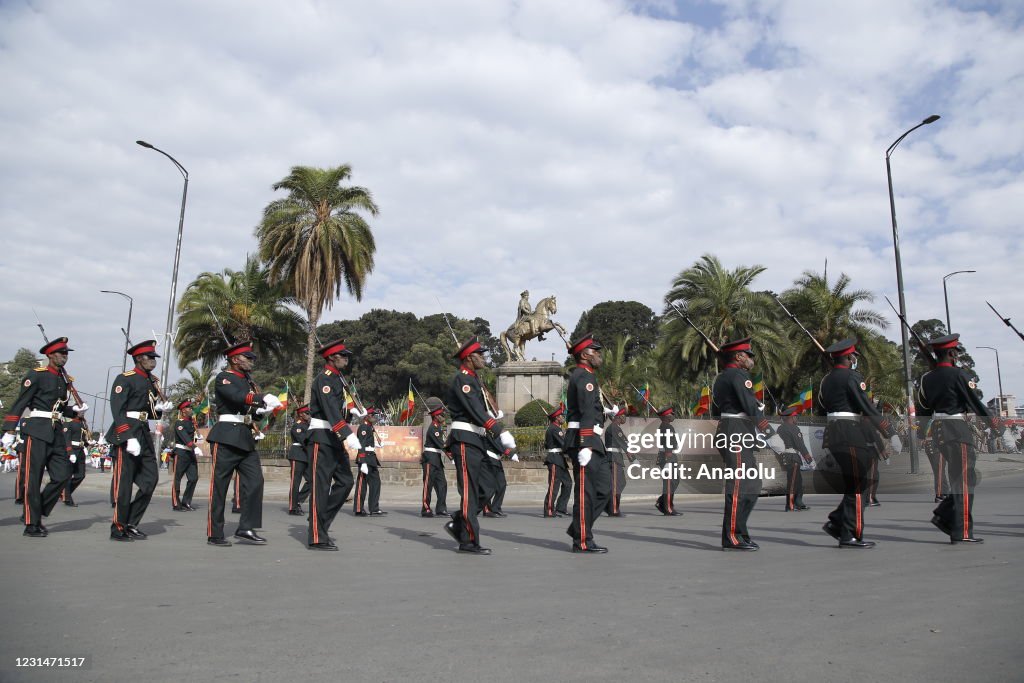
[555,511,568,518]
[950,537,984,544]
[434,509,448,516]
[742,538,760,549]
[606,512,622,517]
[931,516,952,536]
[207,537,231,547]
[184,503,198,511]
[23,526,46,538]
[173,505,184,511]
[233,530,267,545]
[722,542,758,551]
[353,511,368,517]
[231,508,241,514]
[868,501,881,507]
[110,529,133,542]
[421,510,435,517]
[65,499,78,507]
[666,510,683,516]
[443,521,459,542]
[309,542,339,551]
[369,510,388,516]
[796,504,810,510]
[457,545,491,554]
[934,496,945,503]
[287,509,304,516]
[126,525,148,539]
[571,544,609,553]
[293,505,303,515]
[839,539,876,548]
[822,522,840,540]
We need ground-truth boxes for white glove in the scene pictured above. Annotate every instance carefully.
[161,401,175,412]
[255,407,271,415]
[360,462,369,474]
[73,402,89,413]
[603,404,619,417]
[1,433,14,449]
[499,431,516,451]
[487,451,501,460]
[767,434,786,453]
[126,438,141,456]
[890,435,903,453]
[345,433,361,452]
[349,406,368,419]
[262,394,282,410]
[494,410,504,420]
[578,448,592,467]
[193,447,203,456]
[254,432,266,441]
[69,454,77,464]
[511,453,520,462]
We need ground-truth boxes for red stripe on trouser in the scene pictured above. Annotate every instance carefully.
[546,466,555,514]
[422,463,431,509]
[23,437,32,524]
[851,448,862,538]
[111,447,124,530]
[664,476,673,512]
[788,465,796,508]
[459,444,474,541]
[234,472,240,507]
[207,444,218,537]
[728,475,740,545]
[289,461,295,510]
[611,467,618,513]
[171,455,179,506]
[355,472,364,511]
[311,444,320,544]
[962,443,969,538]
[578,463,587,549]
[937,453,944,496]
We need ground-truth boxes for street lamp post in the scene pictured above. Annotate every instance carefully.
[976,346,1004,418]
[136,140,188,391]
[942,270,975,334]
[102,364,122,432]
[886,114,940,475]
[100,290,134,372]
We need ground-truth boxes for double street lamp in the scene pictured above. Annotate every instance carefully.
[886,114,940,475]
[942,270,975,334]
[136,140,188,392]
[100,290,133,372]
[976,346,1004,418]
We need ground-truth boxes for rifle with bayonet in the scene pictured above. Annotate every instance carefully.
[883,296,936,368]
[986,301,1024,344]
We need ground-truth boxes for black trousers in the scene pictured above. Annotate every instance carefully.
[544,463,572,516]
[207,442,264,540]
[655,455,681,514]
[867,457,880,502]
[354,465,382,513]
[784,463,804,510]
[568,450,611,549]
[605,460,628,515]
[479,456,506,512]
[231,471,242,511]
[172,451,198,507]
[288,460,311,511]
[933,441,978,540]
[110,447,158,533]
[421,461,447,513]
[450,442,484,547]
[826,445,872,542]
[22,435,71,528]
[719,446,760,546]
[926,440,950,498]
[109,452,116,506]
[15,450,25,501]
[61,450,86,501]
[308,442,352,545]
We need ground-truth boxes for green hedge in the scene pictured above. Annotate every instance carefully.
[514,399,555,427]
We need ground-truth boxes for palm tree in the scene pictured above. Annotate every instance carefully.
[255,165,378,403]
[660,254,788,386]
[175,255,307,370]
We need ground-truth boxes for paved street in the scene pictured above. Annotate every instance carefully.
[1,463,1022,683]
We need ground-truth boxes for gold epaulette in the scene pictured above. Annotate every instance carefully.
[460,369,470,375]
[122,370,137,376]
[65,373,75,381]
[33,367,48,372]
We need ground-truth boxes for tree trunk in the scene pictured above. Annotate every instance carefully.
[303,310,320,405]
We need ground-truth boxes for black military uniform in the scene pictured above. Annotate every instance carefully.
[604,407,632,517]
[480,433,510,517]
[171,400,200,511]
[14,437,26,505]
[306,340,360,550]
[777,407,810,511]
[918,334,997,544]
[819,338,894,548]
[287,405,312,515]
[420,406,448,517]
[353,410,385,515]
[443,337,512,555]
[564,334,612,553]
[542,405,571,517]
[206,342,267,546]
[107,341,167,541]
[3,337,75,537]
[711,337,773,551]
[654,407,682,516]
[921,419,950,502]
[61,412,88,507]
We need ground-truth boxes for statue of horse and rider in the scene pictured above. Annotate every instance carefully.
[500,292,567,362]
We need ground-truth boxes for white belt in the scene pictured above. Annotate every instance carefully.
[364,446,375,452]
[546,448,563,453]
[71,441,83,447]
[721,412,749,418]
[174,444,191,451]
[451,421,485,436]
[28,410,65,421]
[566,422,603,435]
[932,413,964,420]
[218,414,253,425]
[423,447,443,454]
[606,447,622,453]
[827,412,859,420]
[126,411,150,420]
[307,418,331,430]
[291,442,302,447]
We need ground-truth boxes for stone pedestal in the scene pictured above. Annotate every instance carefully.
[495,361,566,420]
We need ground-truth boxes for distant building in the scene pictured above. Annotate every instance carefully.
[985,394,1016,417]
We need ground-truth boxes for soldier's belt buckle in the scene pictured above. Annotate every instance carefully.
[139,412,149,421]
[243,416,253,425]
[50,412,60,421]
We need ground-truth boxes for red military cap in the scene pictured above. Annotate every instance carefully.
[719,337,752,355]
[40,337,73,355]
[177,399,192,410]
[568,333,602,355]
[547,403,565,420]
[429,405,445,417]
[128,339,160,358]
[657,406,674,418]
[318,339,353,358]
[928,333,960,350]
[825,338,858,358]
[453,336,483,360]
[295,404,310,415]
[224,341,255,359]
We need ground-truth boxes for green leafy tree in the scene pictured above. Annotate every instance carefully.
[570,301,659,362]
[0,348,41,410]
[514,398,554,427]
[255,164,378,404]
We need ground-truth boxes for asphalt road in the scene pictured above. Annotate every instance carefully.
[1,469,1022,683]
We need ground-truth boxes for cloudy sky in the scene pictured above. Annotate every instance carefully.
[1,0,1021,415]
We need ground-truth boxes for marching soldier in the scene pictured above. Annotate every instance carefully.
[443,336,516,555]
[564,333,614,553]
[420,405,449,517]
[653,407,682,516]
[353,408,386,516]
[918,334,998,544]
[107,340,174,542]
[542,404,571,518]
[61,409,89,507]
[711,337,774,551]
[777,406,811,511]
[286,404,312,516]
[206,342,275,547]
[306,340,363,550]
[604,407,632,517]
[819,338,894,549]
[2,337,81,537]
[481,434,513,518]
[171,399,202,512]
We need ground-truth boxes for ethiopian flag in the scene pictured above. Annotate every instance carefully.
[195,395,210,415]
[752,373,765,403]
[787,385,813,413]
[691,385,711,416]
[399,382,415,423]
